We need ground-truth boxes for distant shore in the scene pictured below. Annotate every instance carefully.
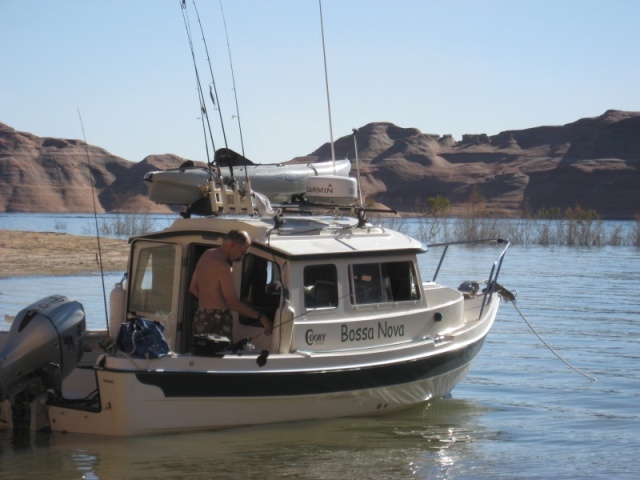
[0,230,129,278]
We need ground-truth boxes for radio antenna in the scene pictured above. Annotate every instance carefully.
[318,0,336,173]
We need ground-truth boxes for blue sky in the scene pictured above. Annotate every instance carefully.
[2,0,639,164]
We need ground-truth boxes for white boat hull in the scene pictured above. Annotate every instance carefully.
[49,360,476,436]
[45,294,498,436]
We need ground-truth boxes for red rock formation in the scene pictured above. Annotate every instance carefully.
[306,110,640,219]
[1,110,639,219]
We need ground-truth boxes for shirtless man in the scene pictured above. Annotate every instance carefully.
[189,230,272,340]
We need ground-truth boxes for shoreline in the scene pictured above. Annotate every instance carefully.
[0,230,129,278]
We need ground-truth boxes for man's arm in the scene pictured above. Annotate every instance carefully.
[219,266,254,317]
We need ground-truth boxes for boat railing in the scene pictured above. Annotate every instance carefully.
[427,238,511,319]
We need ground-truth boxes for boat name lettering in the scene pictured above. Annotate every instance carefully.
[378,321,405,339]
[305,329,327,346]
[341,324,374,342]
[341,322,405,342]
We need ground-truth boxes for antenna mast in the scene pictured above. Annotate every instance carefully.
[318,0,336,173]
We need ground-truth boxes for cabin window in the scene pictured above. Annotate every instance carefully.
[239,254,282,326]
[349,261,419,305]
[304,264,338,310]
[129,242,177,315]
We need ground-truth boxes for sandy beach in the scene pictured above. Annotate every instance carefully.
[0,230,129,278]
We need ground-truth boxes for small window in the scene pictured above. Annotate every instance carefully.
[350,261,419,305]
[304,265,338,310]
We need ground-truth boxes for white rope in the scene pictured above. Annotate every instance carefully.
[508,299,597,382]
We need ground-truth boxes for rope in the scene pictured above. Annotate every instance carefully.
[507,297,597,382]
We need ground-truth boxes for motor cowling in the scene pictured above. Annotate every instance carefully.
[0,295,86,402]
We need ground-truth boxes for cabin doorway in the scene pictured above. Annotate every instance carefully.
[180,245,283,353]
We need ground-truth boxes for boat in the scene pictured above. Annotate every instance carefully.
[144,147,353,214]
[0,170,510,436]
[0,0,510,438]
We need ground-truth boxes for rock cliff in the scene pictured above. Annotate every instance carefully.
[304,110,640,218]
[1,110,639,219]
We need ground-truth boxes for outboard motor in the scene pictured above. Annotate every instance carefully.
[0,295,85,429]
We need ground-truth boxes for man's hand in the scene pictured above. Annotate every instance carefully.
[259,314,273,335]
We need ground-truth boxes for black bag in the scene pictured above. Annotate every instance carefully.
[117,316,171,359]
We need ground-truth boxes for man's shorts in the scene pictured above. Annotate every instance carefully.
[193,308,233,339]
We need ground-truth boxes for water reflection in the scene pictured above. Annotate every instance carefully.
[0,398,494,479]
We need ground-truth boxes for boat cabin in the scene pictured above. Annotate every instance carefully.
[120,214,448,356]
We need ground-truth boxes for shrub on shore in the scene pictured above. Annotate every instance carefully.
[81,212,155,238]
[371,195,640,247]
[99,212,154,237]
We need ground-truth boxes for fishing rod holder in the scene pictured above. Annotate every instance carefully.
[209,176,254,216]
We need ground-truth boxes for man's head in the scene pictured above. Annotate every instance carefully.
[223,230,251,262]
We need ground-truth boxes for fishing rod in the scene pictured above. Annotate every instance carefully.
[191,0,235,180]
[235,231,512,364]
[230,288,357,364]
[219,0,246,161]
[233,269,488,367]
[77,109,109,331]
[232,223,414,364]
[179,0,220,178]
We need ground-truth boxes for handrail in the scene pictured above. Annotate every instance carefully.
[478,239,510,318]
[427,238,511,319]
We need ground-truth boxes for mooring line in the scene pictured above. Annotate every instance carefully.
[499,287,597,382]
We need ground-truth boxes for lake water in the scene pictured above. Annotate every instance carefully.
[1,214,639,479]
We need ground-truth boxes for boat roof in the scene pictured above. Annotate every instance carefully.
[138,214,425,260]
